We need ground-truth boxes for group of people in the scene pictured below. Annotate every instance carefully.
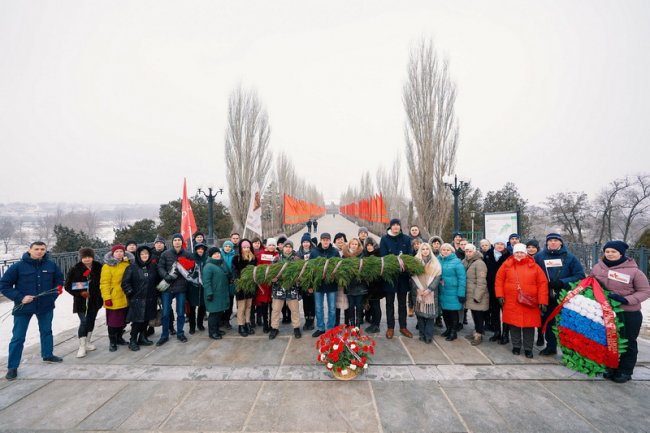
[1,219,648,384]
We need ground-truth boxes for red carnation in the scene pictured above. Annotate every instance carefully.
[82,269,91,277]
[177,257,195,270]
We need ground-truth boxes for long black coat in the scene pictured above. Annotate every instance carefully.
[64,261,104,314]
[122,248,159,323]
[483,247,511,292]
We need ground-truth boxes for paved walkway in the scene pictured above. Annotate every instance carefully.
[1,215,649,432]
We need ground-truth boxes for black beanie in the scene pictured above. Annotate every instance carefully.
[603,240,629,257]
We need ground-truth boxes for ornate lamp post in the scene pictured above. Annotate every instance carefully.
[470,210,476,244]
[443,175,467,235]
[197,187,223,246]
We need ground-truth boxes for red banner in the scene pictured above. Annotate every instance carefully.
[181,178,197,249]
[340,194,388,224]
[283,194,325,225]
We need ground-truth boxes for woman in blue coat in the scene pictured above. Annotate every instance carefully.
[438,243,466,341]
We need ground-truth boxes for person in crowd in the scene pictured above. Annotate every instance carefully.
[496,243,548,358]
[233,239,257,337]
[411,237,422,254]
[428,235,444,327]
[1,241,64,381]
[64,247,103,358]
[410,225,423,240]
[121,245,158,351]
[249,236,263,326]
[452,232,463,256]
[333,232,349,325]
[438,243,466,341]
[463,244,489,345]
[156,233,194,345]
[334,232,347,252]
[310,232,339,337]
[187,242,208,334]
[362,238,384,334]
[312,219,318,233]
[479,239,492,254]
[380,218,414,339]
[507,233,521,253]
[306,220,312,233]
[251,237,263,255]
[202,247,230,340]
[343,238,366,327]
[592,240,650,383]
[269,241,302,339]
[534,233,585,356]
[125,240,138,255]
[526,240,540,257]
[230,232,240,247]
[457,238,469,325]
[193,232,205,245]
[410,242,442,343]
[408,236,422,318]
[277,236,287,250]
[148,235,167,336]
[484,238,511,344]
[220,240,237,330]
[255,238,279,333]
[297,233,316,331]
[100,244,131,351]
[358,226,369,246]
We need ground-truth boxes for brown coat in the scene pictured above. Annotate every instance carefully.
[495,255,548,328]
[462,253,489,311]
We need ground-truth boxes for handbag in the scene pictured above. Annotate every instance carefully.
[336,286,349,310]
[514,269,537,307]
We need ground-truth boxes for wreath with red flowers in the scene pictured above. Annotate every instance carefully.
[316,324,376,379]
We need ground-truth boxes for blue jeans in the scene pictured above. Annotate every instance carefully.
[161,291,186,337]
[314,291,336,331]
[8,310,54,369]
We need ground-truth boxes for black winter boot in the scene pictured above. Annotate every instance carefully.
[108,330,118,352]
[238,325,248,337]
[208,314,222,340]
[129,337,140,351]
[441,327,451,338]
[446,329,458,341]
[245,323,255,335]
[138,333,154,346]
[499,325,510,345]
[116,329,127,345]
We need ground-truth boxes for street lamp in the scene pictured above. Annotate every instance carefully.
[470,211,476,245]
[443,174,467,234]
[197,186,223,246]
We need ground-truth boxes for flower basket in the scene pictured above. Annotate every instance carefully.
[542,276,627,377]
[316,324,376,380]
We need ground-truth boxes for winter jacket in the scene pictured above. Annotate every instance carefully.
[379,230,413,294]
[484,247,511,292]
[100,252,130,310]
[463,253,489,311]
[534,245,585,300]
[122,247,159,323]
[203,258,230,313]
[272,252,302,300]
[343,245,366,296]
[64,261,103,314]
[221,246,236,296]
[157,247,194,294]
[409,259,441,319]
[438,253,466,310]
[255,249,279,303]
[495,255,548,328]
[361,249,384,300]
[0,252,63,316]
[233,254,257,300]
[591,258,650,312]
[309,243,340,292]
[187,251,208,307]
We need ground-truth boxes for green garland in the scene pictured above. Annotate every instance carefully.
[235,254,425,296]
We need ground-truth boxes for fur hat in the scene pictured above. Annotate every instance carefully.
[79,247,95,259]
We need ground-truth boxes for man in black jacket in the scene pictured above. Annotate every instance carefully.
[484,239,511,344]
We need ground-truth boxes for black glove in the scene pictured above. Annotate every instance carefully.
[473,298,480,304]
[539,304,547,313]
[206,294,214,302]
[498,297,504,306]
[608,293,628,305]
[458,296,466,304]
[548,280,564,291]
[164,274,177,283]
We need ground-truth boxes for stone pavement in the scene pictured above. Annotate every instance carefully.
[1,215,649,432]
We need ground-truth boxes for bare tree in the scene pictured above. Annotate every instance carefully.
[403,38,458,236]
[594,178,630,243]
[0,217,15,254]
[225,86,273,232]
[617,174,650,242]
[114,210,129,231]
[545,192,592,243]
[79,210,99,238]
[36,213,59,244]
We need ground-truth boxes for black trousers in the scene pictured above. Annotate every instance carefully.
[369,299,382,326]
[77,310,99,338]
[187,305,206,331]
[303,292,315,319]
[208,311,223,336]
[442,309,459,330]
[470,310,486,334]
[488,286,504,334]
[618,310,642,375]
[130,322,146,338]
[385,291,407,329]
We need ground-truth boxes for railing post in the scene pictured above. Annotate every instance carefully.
[639,247,648,277]
[591,242,601,272]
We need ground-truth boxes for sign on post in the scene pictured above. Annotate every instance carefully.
[484,211,518,242]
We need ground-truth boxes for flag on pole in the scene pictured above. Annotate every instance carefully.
[181,178,197,249]
[245,182,263,237]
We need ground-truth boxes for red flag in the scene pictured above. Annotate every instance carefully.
[181,178,197,249]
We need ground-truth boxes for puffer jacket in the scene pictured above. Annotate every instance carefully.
[591,257,650,312]
[495,255,548,328]
[100,252,130,310]
[203,258,230,313]
[534,244,585,298]
[157,247,194,294]
[463,252,489,311]
[438,253,466,310]
[122,246,159,323]
[379,229,413,294]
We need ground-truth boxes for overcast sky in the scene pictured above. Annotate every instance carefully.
[1,1,649,207]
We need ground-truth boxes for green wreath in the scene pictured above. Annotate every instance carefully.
[235,254,425,296]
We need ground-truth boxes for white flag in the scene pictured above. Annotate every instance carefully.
[245,182,263,237]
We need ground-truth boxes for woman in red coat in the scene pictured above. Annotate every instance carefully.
[495,243,548,358]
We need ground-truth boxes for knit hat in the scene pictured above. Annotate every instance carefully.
[464,244,477,252]
[207,247,221,257]
[494,238,507,245]
[240,240,251,249]
[79,247,95,259]
[320,232,331,240]
[283,240,294,249]
[358,226,369,235]
[277,236,287,245]
[603,240,629,257]
[172,233,184,242]
[193,231,205,240]
[301,233,312,244]
[526,239,540,250]
[513,243,527,254]
[125,240,137,249]
[389,218,401,227]
[266,237,277,246]
[509,233,520,240]
[546,233,563,244]
[111,244,125,254]
[194,242,208,253]
[223,240,234,249]
[334,232,347,242]
[452,231,463,238]
[154,235,165,245]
